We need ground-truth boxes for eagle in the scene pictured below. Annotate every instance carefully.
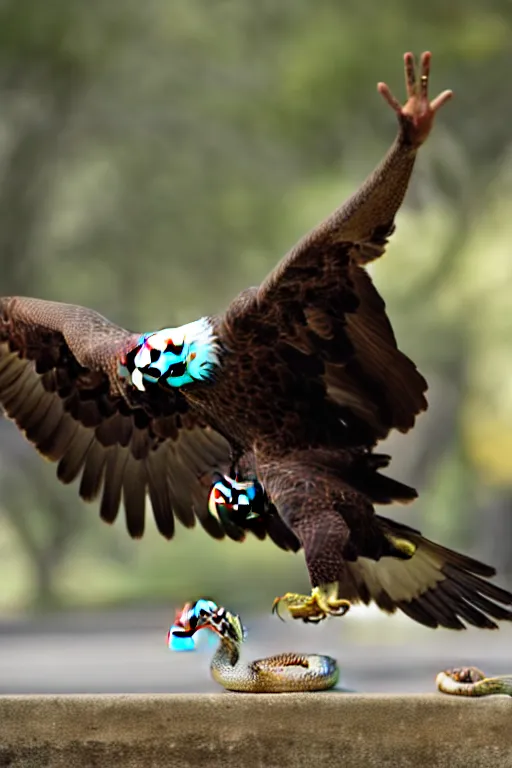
[1,52,511,631]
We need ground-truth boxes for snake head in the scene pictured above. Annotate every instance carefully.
[170,598,246,644]
[442,667,486,684]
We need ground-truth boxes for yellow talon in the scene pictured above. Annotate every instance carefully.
[272,584,351,624]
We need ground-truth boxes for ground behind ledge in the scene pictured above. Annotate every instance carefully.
[1,606,511,694]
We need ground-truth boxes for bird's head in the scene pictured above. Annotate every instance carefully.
[170,599,246,645]
[122,318,219,391]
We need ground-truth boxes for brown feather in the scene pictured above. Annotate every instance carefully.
[122,455,148,538]
[145,448,175,539]
[57,430,94,484]
[79,440,107,502]
[99,448,127,525]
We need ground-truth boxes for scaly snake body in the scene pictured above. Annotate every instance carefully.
[170,599,339,692]
[209,643,339,693]
[170,600,512,695]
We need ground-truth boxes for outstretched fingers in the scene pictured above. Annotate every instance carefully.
[377,50,453,128]
[378,51,420,116]
[431,89,453,112]
[419,51,431,99]
[404,51,417,98]
[377,81,402,113]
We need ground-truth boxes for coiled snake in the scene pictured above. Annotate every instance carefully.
[169,599,512,696]
[169,599,339,692]
[435,667,512,697]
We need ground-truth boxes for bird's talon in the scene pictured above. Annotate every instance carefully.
[272,592,319,622]
[272,590,351,623]
[327,598,351,617]
[271,595,287,622]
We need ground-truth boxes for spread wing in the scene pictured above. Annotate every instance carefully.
[250,52,454,443]
[0,296,232,540]
[340,517,512,630]
[254,186,427,443]
[248,93,433,444]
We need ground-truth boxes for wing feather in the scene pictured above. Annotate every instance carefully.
[251,243,427,443]
[122,454,148,538]
[145,448,175,539]
[79,439,107,501]
[100,447,129,525]
[0,296,234,542]
[247,128,429,443]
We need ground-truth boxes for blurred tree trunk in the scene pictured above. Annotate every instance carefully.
[0,70,84,609]
[0,424,81,610]
[0,75,78,293]
[2,489,69,611]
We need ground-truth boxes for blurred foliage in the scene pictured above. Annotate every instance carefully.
[0,0,512,612]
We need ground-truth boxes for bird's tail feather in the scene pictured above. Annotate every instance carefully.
[370,515,512,629]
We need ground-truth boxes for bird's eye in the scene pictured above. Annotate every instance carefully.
[150,349,161,363]
[168,361,188,378]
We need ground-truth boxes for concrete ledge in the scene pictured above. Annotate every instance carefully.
[0,693,511,768]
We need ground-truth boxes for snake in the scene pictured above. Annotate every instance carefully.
[169,598,339,692]
[435,667,512,697]
[168,598,512,696]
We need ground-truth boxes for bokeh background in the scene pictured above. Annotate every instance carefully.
[1,0,511,694]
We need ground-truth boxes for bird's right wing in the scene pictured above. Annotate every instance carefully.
[0,296,232,540]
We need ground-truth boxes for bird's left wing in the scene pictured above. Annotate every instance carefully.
[250,53,452,442]
[0,296,232,540]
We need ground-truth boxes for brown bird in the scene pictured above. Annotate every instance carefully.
[1,52,511,631]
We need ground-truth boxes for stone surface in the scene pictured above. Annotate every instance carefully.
[0,693,511,768]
